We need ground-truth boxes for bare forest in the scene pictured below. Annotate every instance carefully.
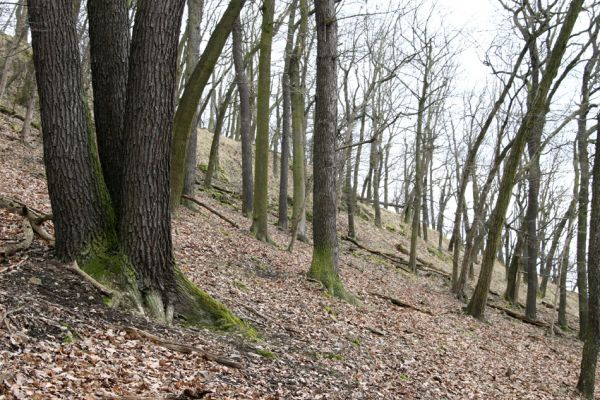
[1,0,600,398]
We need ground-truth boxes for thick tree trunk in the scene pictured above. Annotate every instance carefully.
[87,0,130,215]
[232,18,253,217]
[119,0,185,318]
[308,0,351,301]
[251,0,275,242]
[28,0,111,261]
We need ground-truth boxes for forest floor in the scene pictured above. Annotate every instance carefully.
[0,117,593,399]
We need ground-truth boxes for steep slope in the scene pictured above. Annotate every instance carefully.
[0,122,589,399]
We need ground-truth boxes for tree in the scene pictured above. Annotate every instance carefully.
[87,0,130,216]
[277,0,298,230]
[182,0,205,200]
[251,0,275,242]
[170,0,246,211]
[232,18,254,217]
[577,110,600,399]
[466,0,585,319]
[290,0,308,241]
[308,0,352,301]
[28,0,251,331]
[28,0,112,261]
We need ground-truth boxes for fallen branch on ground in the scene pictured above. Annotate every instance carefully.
[182,195,239,228]
[120,325,242,369]
[487,303,564,336]
[369,292,434,316]
[342,236,412,272]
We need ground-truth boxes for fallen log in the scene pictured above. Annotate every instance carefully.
[342,236,412,272]
[486,303,564,336]
[370,292,434,316]
[182,195,239,228]
[121,326,242,369]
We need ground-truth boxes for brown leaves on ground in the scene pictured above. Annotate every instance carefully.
[0,124,593,399]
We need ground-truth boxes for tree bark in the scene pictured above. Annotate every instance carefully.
[28,0,111,261]
[232,18,253,217]
[120,0,185,317]
[577,110,600,399]
[87,0,130,215]
[308,0,351,301]
[251,0,275,241]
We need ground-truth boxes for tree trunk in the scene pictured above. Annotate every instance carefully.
[250,0,275,242]
[540,205,571,297]
[28,0,111,260]
[466,0,584,319]
[87,0,130,215]
[183,0,205,199]
[205,85,234,188]
[119,0,185,318]
[232,19,254,217]
[577,110,600,398]
[170,0,246,211]
[308,0,351,301]
[277,1,297,230]
[409,58,429,273]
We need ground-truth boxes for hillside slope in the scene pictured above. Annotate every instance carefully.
[0,120,590,399]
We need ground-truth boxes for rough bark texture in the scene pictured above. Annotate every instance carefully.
[308,0,350,301]
[232,18,253,217]
[466,0,584,319]
[577,112,600,399]
[87,0,130,215]
[120,0,185,315]
[251,0,275,242]
[28,0,110,261]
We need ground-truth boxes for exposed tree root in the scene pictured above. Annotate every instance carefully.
[0,196,54,256]
[183,195,239,228]
[66,261,115,297]
[370,291,434,316]
[120,325,243,369]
